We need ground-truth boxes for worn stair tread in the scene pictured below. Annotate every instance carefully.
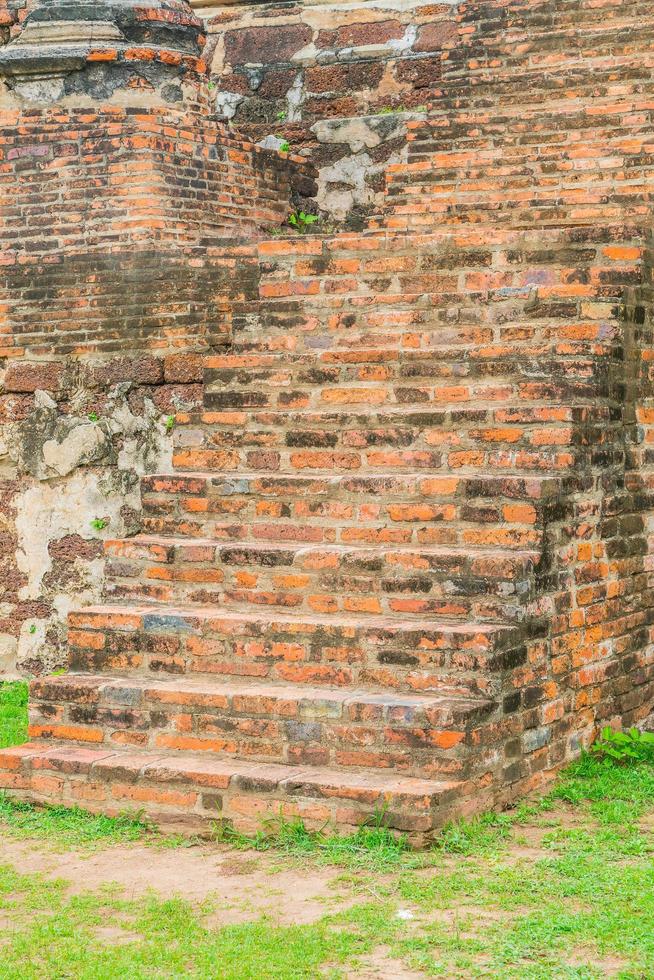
[145,470,563,486]
[71,602,515,636]
[106,535,541,562]
[33,670,493,713]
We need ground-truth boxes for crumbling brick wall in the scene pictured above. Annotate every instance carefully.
[200,0,456,224]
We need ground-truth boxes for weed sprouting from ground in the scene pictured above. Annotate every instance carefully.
[220,810,415,870]
[434,810,515,855]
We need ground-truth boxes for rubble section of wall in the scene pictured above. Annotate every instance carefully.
[0,350,206,675]
[201,0,455,224]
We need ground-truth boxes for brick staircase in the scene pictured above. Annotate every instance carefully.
[2,0,653,841]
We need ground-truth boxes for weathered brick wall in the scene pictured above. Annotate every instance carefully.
[0,0,36,39]
[0,99,306,672]
[203,0,449,123]
[0,0,653,835]
[0,105,313,261]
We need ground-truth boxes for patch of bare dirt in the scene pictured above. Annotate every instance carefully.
[347,947,427,979]
[93,926,141,945]
[0,839,347,926]
[566,949,629,977]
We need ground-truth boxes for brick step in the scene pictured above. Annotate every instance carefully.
[390,144,654,185]
[388,170,654,200]
[449,20,654,56]
[184,410,580,452]
[104,536,541,622]
[203,353,539,390]
[0,743,467,839]
[203,350,600,392]
[200,373,595,414]
[201,381,552,414]
[229,329,611,361]
[240,286,603,324]
[441,31,654,76]
[29,674,495,780]
[388,186,653,215]
[385,201,652,232]
[393,163,654,193]
[67,604,521,697]
[245,271,604,315]
[398,149,652,188]
[440,58,654,102]
[405,111,654,154]
[455,0,652,32]
[170,451,576,480]
[141,470,564,545]
[171,405,583,475]
[456,2,654,35]
[175,410,586,434]
[381,202,647,233]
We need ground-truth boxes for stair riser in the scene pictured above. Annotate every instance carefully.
[141,472,559,546]
[67,617,522,698]
[201,375,595,414]
[173,399,595,468]
[104,545,537,623]
[29,685,494,781]
[228,303,607,354]
[438,63,654,105]
[204,354,570,386]
[384,207,648,233]
[403,111,654,154]
[171,445,577,477]
[393,138,654,178]
[141,508,543,549]
[187,417,578,453]
[229,289,576,334]
[172,411,583,474]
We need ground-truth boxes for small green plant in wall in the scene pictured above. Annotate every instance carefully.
[91,518,108,531]
[288,211,319,232]
[28,624,36,635]
[87,412,99,422]
[165,415,175,433]
[278,139,291,153]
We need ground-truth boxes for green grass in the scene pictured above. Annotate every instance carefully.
[0,680,28,749]
[0,794,156,848]
[0,680,160,848]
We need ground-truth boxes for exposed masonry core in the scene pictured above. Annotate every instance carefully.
[0,0,653,843]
